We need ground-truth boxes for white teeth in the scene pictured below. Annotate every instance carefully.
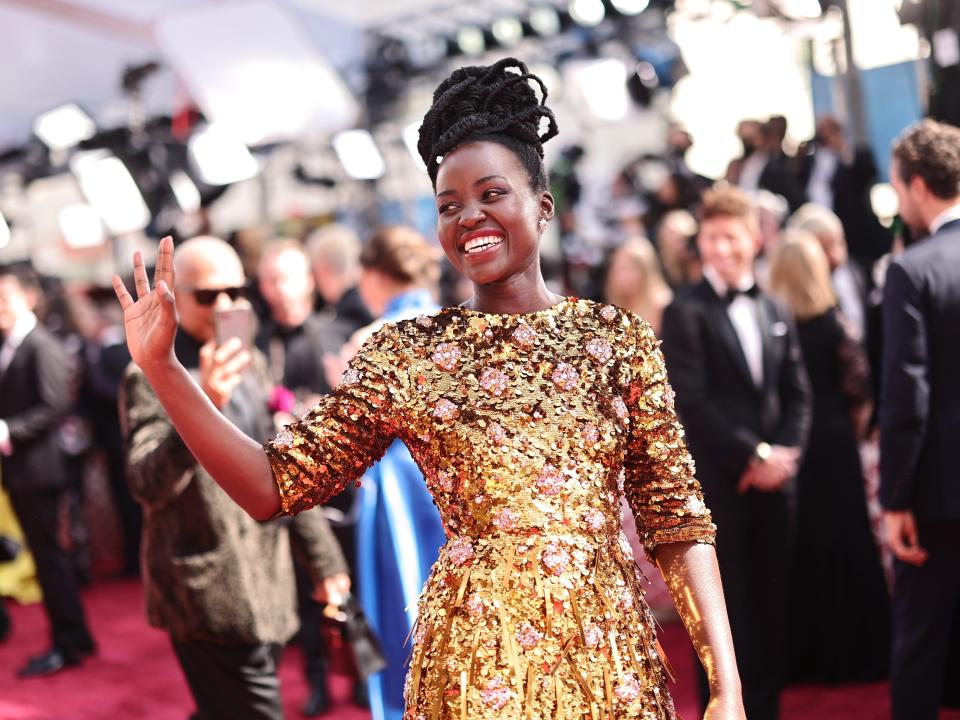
[464,236,503,253]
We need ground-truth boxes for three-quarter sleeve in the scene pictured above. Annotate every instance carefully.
[621,319,716,556]
[264,326,408,516]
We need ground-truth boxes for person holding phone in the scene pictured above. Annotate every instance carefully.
[119,235,350,720]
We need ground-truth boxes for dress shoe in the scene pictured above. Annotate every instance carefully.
[301,685,330,717]
[16,647,87,678]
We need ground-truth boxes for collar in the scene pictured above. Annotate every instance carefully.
[703,266,757,298]
[929,202,960,236]
[2,311,38,349]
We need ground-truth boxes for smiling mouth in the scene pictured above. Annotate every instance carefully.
[463,235,504,255]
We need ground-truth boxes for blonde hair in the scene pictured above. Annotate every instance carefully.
[306,224,362,275]
[768,229,837,322]
[787,203,845,243]
[604,236,673,321]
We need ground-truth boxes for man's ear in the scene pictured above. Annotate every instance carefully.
[908,173,929,202]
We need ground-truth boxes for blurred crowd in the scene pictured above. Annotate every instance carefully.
[1,111,958,720]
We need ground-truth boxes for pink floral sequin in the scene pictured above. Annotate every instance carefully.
[582,423,600,445]
[516,622,543,650]
[481,676,512,710]
[448,538,475,566]
[600,305,618,322]
[416,315,434,328]
[511,323,538,348]
[465,593,485,618]
[432,343,461,371]
[433,399,460,422]
[541,542,571,576]
[685,496,707,516]
[584,624,603,648]
[479,367,509,397]
[536,464,565,496]
[551,363,579,391]
[615,676,641,703]
[340,368,360,386]
[437,471,454,492]
[612,396,629,422]
[273,428,294,449]
[586,337,613,364]
[584,508,605,532]
[663,384,676,410]
[487,423,507,444]
[493,508,520,531]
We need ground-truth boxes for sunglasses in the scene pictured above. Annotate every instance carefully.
[179,285,247,306]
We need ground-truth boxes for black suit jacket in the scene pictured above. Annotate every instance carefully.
[880,220,960,520]
[661,280,812,497]
[0,323,70,493]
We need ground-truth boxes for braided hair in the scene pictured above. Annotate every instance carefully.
[417,58,559,191]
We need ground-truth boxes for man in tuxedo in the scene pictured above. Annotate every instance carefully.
[661,185,811,720]
[0,264,95,677]
[881,119,960,720]
[306,224,374,335]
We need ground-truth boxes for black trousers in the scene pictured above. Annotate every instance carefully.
[890,520,960,720]
[172,638,284,720]
[697,489,791,720]
[8,489,94,655]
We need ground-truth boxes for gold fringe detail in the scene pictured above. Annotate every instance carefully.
[524,660,536,720]
[409,622,433,704]
[567,587,586,644]
[455,567,472,607]
[565,653,597,706]
[608,630,624,678]
[554,675,564,720]
[429,668,448,720]
[603,665,613,720]
[469,623,483,686]
[549,635,576,675]
[544,584,552,633]
[461,670,468,720]
[656,639,679,684]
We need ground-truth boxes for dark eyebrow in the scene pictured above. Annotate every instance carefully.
[436,175,510,199]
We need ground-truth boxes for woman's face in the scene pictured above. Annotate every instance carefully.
[434,141,553,287]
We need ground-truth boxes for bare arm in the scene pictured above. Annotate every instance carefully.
[113,236,280,520]
[654,543,744,719]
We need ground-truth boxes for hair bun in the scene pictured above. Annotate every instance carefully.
[417,58,558,182]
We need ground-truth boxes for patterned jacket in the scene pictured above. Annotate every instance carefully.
[120,332,346,645]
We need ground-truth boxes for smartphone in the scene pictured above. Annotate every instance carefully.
[214,306,254,350]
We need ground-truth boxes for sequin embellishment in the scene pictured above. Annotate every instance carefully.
[433,399,459,421]
[481,677,513,710]
[448,538,475,566]
[551,363,579,391]
[586,337,613,364]
[432,343,461,371]
[479,367,509,397]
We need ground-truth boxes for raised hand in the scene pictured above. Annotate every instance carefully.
[112,235,178,371]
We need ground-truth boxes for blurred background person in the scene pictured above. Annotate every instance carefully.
[254,237,360,716]
[306,224,374,334]
[120,236,348,720]
[733,118,804,214]
[798,115,892,269]
[881,119,960,720]
[768,232,890,684]
[603,235,673,335]
[655,209,701,289]
[750,189,790,290]
[341,225,446,720]
[788,204,869,343]
[0,263,96,678]
[661,185,811,720]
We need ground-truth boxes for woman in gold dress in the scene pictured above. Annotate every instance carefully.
[113,59,745,719]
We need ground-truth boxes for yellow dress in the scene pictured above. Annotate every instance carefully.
[266,298,715,720]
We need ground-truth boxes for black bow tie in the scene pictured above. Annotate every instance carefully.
[723,284,759,305]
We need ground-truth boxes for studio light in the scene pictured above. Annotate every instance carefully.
[611,0,651,15]
[569,0,606,28]
[58,204,107,249]
[333,129,386,180]
[492,17,524,47]
[457,26,486,55]
[188,124,259,186]
[70,150,151,235]
[528,5,562,36]
[568,58,629,120]
[403,122,427,171]
[0,211,10,250]
[33,103,96,152]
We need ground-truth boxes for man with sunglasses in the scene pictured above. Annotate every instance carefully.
[120,236,348,720]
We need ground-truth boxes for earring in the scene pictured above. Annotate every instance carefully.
[538,217,547,231]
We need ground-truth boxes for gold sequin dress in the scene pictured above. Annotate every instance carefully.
[265,298,715,720]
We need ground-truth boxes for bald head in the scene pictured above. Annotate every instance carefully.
[175,235,248,343]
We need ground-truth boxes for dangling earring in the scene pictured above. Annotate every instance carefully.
[538,217,547,232]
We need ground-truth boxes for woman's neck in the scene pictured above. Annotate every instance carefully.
[468,272,561,315]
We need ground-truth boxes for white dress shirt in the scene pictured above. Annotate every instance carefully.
[929,202,960,236]
[738,151,769,193]
[0,311,38,457]
[832,264,865,342]
[806,148,839,209]
[703,266,764,387]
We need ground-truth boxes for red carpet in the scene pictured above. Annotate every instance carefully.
[0,578,953,719]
